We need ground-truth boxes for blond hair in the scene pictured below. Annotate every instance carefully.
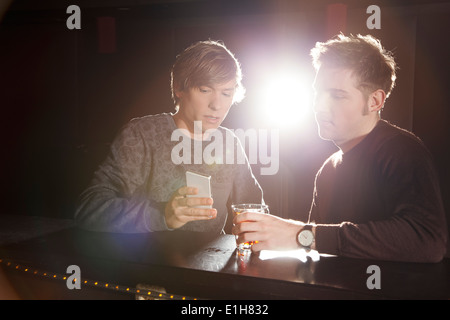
[311,34,397,99]
[171,40,245,109]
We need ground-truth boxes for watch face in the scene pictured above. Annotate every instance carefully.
[298,230,314,247]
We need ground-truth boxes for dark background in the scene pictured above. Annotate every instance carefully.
[1,0,449,256]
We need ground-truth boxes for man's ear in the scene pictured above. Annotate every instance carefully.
[175,90,183,99]
[368,89,386,113]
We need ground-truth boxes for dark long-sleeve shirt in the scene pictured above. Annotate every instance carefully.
[309,120,447,262]
[75,113,263,233]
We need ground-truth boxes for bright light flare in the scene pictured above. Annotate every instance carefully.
[259,249,320,262]
[260,73,313,128]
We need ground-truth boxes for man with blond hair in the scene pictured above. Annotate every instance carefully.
[75,40,263,233]
[233,34,447,263]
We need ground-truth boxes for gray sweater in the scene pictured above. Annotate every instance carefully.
[75,113,264,233]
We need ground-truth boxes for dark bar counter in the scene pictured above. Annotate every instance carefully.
[0,215,449,300]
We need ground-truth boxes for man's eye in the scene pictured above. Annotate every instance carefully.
[199,88,210,93]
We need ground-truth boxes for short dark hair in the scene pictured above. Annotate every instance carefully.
[170,40,245,108]
[310,34,397,99]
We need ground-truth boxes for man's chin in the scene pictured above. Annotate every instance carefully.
[192,121,221,137]
[317,129,333,141]
[202,122,221,132]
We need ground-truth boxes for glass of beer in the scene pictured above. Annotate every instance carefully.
[231,203,269,253]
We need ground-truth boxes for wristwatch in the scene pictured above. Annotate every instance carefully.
[297,224,315,249]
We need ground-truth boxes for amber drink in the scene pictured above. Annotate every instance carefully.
[231,204,269,252]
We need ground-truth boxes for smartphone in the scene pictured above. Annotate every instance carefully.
[185,171,212,208]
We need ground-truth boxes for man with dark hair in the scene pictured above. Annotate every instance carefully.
[75,40,263,233]
[233,34,447,263]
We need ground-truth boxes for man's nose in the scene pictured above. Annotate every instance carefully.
[312,93,326,113]
[208,93,222,111]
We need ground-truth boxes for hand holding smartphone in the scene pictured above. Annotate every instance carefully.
[185,171,212,209]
